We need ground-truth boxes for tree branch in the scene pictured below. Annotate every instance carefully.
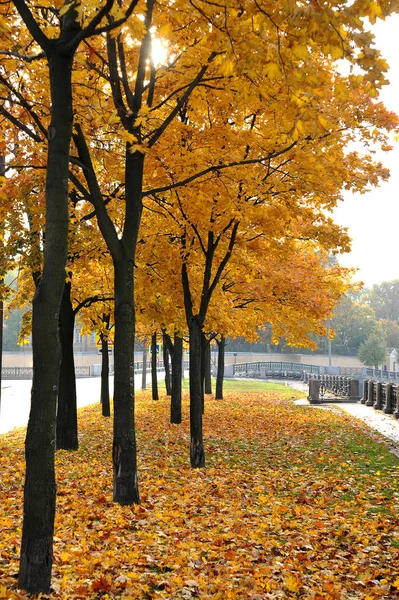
[0,73,48,138]
[200,221,239,321]
[143,140,299,196]
[65,0,140,51]
[148,52,218,148]
[106,33,129,128]
[0,50,45,62]
[73,123,122,260]
[12,0,50,53]
[73,295,114,315]
[0,106,43,143]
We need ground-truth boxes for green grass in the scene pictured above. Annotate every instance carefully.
[156,376,306,394]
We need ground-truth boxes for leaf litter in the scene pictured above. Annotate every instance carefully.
[1,390,399,598]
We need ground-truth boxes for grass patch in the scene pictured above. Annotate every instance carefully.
[157,375,306,396]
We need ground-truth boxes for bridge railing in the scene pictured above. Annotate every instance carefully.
[233,361,319,379]
[1,366,92,379]
[360,379,399,417]
[306,374,361,403]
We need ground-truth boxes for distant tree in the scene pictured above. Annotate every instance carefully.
[363,280,399,322]
[380,319,399,349]
[329,297,379,354]
[3,308,22,351]
[359,333,386,369]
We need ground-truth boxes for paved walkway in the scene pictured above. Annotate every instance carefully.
[287,380,399,446]
[0,373,164,435]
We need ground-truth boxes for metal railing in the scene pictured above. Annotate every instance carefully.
[233,361,321,379]
[307,374,361,403]
[364,368,399,382]
[361,379,399,417]
[2,366,92,379]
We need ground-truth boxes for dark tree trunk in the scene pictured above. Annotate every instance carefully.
[151,332,159,400]
[56,280,78,450]
[141,340,148,390]
[216,336,226,400]
[72,133,144,507]
[204,339,212,395]
[112,257,139,505]
[170,333,183,424]
[101,334,110,418]
[188,317,205,468]
[19,52,73,594]
[0,156,4,417]
[162,330,172,396]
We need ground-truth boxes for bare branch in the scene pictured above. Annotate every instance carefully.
[0,49,45,62]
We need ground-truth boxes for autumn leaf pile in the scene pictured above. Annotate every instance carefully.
[1,391,399,599]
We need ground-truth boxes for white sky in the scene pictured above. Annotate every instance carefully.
[333,13,399,288]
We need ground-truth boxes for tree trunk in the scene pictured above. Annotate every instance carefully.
[141,340,147,390]
[112,257,139,505]
[56,280,78,450]
[151,332,159,400]
[170,333,183,424]
[0,156,4,418]
[101,334,110,417]
[188,317,205,467]
[204,339,212,395]
[19,52,73,594]
[200,333,207,413]
[216,336,225,400]
[162,330,172,396]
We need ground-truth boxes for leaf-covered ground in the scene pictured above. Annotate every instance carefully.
[1,387,399,599]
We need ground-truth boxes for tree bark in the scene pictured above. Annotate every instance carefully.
[162,330,172,396]
[0,155,4,418]
[141,340,148,390]
[216,336,225,400]
[170,333,183,424]
[19,51,73,594]
[188,317,205,467]
[112,257,139,505]
[204,338,212,395]
[72,133,144,506]
[56,280,78,450]
[101,332,110,418]
[151,332,159,400]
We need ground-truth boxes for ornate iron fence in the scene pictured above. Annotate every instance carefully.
[233,361,321,379]
[361,379,399,418]
[307,374,361,404]
[3,365,91,379]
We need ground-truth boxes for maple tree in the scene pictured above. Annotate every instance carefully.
[0,0,138,592]
[1,0,399,593]
[66,0,399,482]
[1,165,114,441]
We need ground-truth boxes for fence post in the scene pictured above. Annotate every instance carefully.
[360,379,368,404]
[349,379,361,402]
[374,382,382,410]
[308,379,321,404]
[394,385,399,419]
[384,383,394,415]
[365,381,374,407]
